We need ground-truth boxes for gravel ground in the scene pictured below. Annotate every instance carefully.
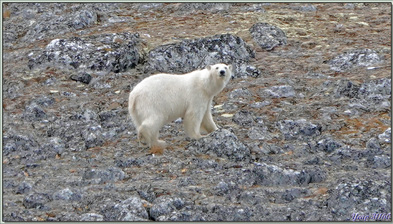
[2,3,391,221]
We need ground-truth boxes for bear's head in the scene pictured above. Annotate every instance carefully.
[207,63,233,85]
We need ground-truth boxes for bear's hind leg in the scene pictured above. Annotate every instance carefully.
[137,125,152,148]
[138,119,166,149]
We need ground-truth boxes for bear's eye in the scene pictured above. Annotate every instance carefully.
[225,67,228,69]
[216,67,219,70]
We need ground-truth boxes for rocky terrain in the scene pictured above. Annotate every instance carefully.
[2,3,391,221]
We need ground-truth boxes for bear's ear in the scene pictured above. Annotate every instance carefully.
[228,64,233,71]
[207,65,212,71]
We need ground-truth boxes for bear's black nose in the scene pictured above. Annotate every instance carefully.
[220,70,225,76]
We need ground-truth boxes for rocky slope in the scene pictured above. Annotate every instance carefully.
[2,3,391,221]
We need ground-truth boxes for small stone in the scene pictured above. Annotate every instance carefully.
[70,73,92,84]
[15,182,32,194]
[378,128,391,143]
[23,193,52,209]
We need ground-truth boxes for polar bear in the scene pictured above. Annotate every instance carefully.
[128,63,233,150]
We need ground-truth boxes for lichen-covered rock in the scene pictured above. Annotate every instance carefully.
[358,78,391,98]
[176,3,231,14]
[3,132,40,157]
[82,167,125,184]
[379,128,391,144]
[252,163,326,186]
[232,110,255,127]
[150,196,185,221]
[228,88,252,99]
[205,205,253,221]
[328,49,383,72]
[186,128,251,162]
[23,193,52,209]
[3,3,121,47]
[103,196,149,221]
[15,182,32,194]
[277,119,322,140]
[80,213,104,221]
[262,85,296,98]
[28,32,140,73]
[53,188,82,201]
[145,34,260,78]
[328,179,391,220]
[315,137,343,153]
[247,126,272,141]
[249,22,287,50]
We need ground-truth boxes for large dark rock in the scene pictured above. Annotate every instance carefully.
[249,22,287,50]
[28,32,140,73]
[145,34,260,78]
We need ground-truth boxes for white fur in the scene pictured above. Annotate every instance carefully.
[128,63,232,149]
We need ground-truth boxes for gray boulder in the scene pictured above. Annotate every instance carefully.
[80,213,104,221]
[103,196,149,221]
[277,119,322,140]
[23,193,52,209]
[328,179,391,220]
[145,34,260,78]
[150,196,185,220]
[186,128,251,162]
[82,167,125,184]
[262,85,296,98]
[328,48,383,72]
[253,163,326,186]
[378,128,391,144]
[249,22,287,50]
[53,188,82,201]
[28,32,140,73]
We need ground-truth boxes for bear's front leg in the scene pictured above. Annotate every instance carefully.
[184,109,205,139]
[200,99,218,134]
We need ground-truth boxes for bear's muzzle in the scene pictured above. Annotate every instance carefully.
[219,70,226,77]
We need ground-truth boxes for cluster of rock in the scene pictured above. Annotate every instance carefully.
[2,2,391,222]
